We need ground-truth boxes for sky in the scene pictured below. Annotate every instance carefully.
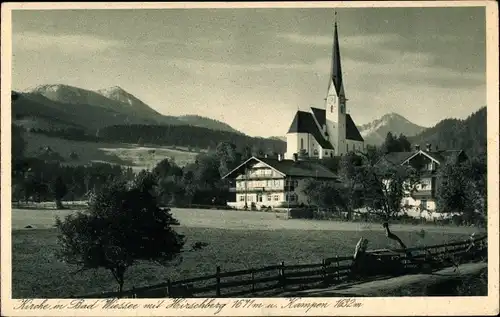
[11,5,487,137]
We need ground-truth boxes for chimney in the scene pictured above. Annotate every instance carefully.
[278,154,282,161]
[414,144,420,151]
[293,153,298,162]
[426,143,431,152]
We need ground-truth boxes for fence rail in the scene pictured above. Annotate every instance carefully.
[76,234,487,299]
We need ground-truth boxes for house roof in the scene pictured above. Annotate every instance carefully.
[311,107,326,127]
[346,114,364,142]
[222,156,339,180]
[287,110,363,146]
[287,111,334,150]
[381,149,467,166]
[380,152,415,166]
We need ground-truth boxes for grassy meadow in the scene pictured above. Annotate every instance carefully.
[24,133,200,169]
[11,208,477,298]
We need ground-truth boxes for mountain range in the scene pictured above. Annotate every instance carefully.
[13,84,242,134]
[12,84,486,156]
[358,113,427,146]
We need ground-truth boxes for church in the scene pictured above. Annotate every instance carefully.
[285,21,364,159]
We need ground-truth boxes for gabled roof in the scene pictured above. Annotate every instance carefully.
[287,111,334,150]
[379,152,415,166]
[381,149,467,166]
[311,107,326,127]
[346,114,364,142]
[222,156,339,180]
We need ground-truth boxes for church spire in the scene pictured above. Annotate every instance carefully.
[330,12,345,97]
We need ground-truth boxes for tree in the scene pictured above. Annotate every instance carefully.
[338,153,364,219]
[55,172,203,294]
[300,179,347,215]
[397,134,412,152]
[382,132,412,153]
[354,151,421,249]
[12,125,26,161]
[50,175,68,209]
[436,153,487,226]
[215,142,241,177]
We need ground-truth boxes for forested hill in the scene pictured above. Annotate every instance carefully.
[409,107,486,155]
[99,124,286,154]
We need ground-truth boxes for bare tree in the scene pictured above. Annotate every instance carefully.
[354,150,421,250]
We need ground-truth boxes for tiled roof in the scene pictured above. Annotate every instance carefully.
[288,109,363,145]
[380,152,415,166]
[346,114,364,142]
[287,111,334,150]
[311,107,326,127]
[222,157,339,180]
[381,150,467,166]
[421,150,467,164]
[259,157,338,179]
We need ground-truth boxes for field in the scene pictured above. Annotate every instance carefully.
[11,208,479,298]
[24,133,200,169]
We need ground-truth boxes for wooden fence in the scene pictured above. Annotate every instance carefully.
[76,234,487,299]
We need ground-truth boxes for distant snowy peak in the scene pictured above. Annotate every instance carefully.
[97,86,136,107]
[29,84,112,106]
[358,112,426,145]
[31,84,83,96]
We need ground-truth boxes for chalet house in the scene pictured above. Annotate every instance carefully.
[222,154,338,210]
[378,144,468,213]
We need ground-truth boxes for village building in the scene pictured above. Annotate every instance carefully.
[378,144,468,215]
[222,154,338,210]
[285,20,364,160]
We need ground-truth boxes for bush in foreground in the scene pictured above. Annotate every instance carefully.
[55,172,204,294]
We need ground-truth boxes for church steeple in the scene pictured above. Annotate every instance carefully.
[330,13,345,97]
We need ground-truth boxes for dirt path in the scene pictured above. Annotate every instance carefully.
[278,262,487,297]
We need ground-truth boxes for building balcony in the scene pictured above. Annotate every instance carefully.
[230,187,284,193]
[238,174,284,180]
[411,189,435,199]
[230,185,296,193]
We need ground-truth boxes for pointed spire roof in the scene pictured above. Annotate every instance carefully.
[330,19,345,96]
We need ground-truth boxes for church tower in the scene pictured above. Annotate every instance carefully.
[325,18,347,156]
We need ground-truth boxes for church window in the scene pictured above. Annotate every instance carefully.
[346,144,349,152]
[331,105,334,113]
[300,138,304,149]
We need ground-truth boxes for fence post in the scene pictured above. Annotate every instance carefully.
[279,261,286,289]
[216,266,221,297]
[251,269,255,293]
[321,259,327,285]
[335,256,340,282]
[167,279,172,297]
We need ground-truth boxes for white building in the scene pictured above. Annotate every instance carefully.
[285,21,364,159]
[222,155,339,210]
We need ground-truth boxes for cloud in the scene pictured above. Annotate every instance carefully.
[277,32,404,49]
[12,31,124,54]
